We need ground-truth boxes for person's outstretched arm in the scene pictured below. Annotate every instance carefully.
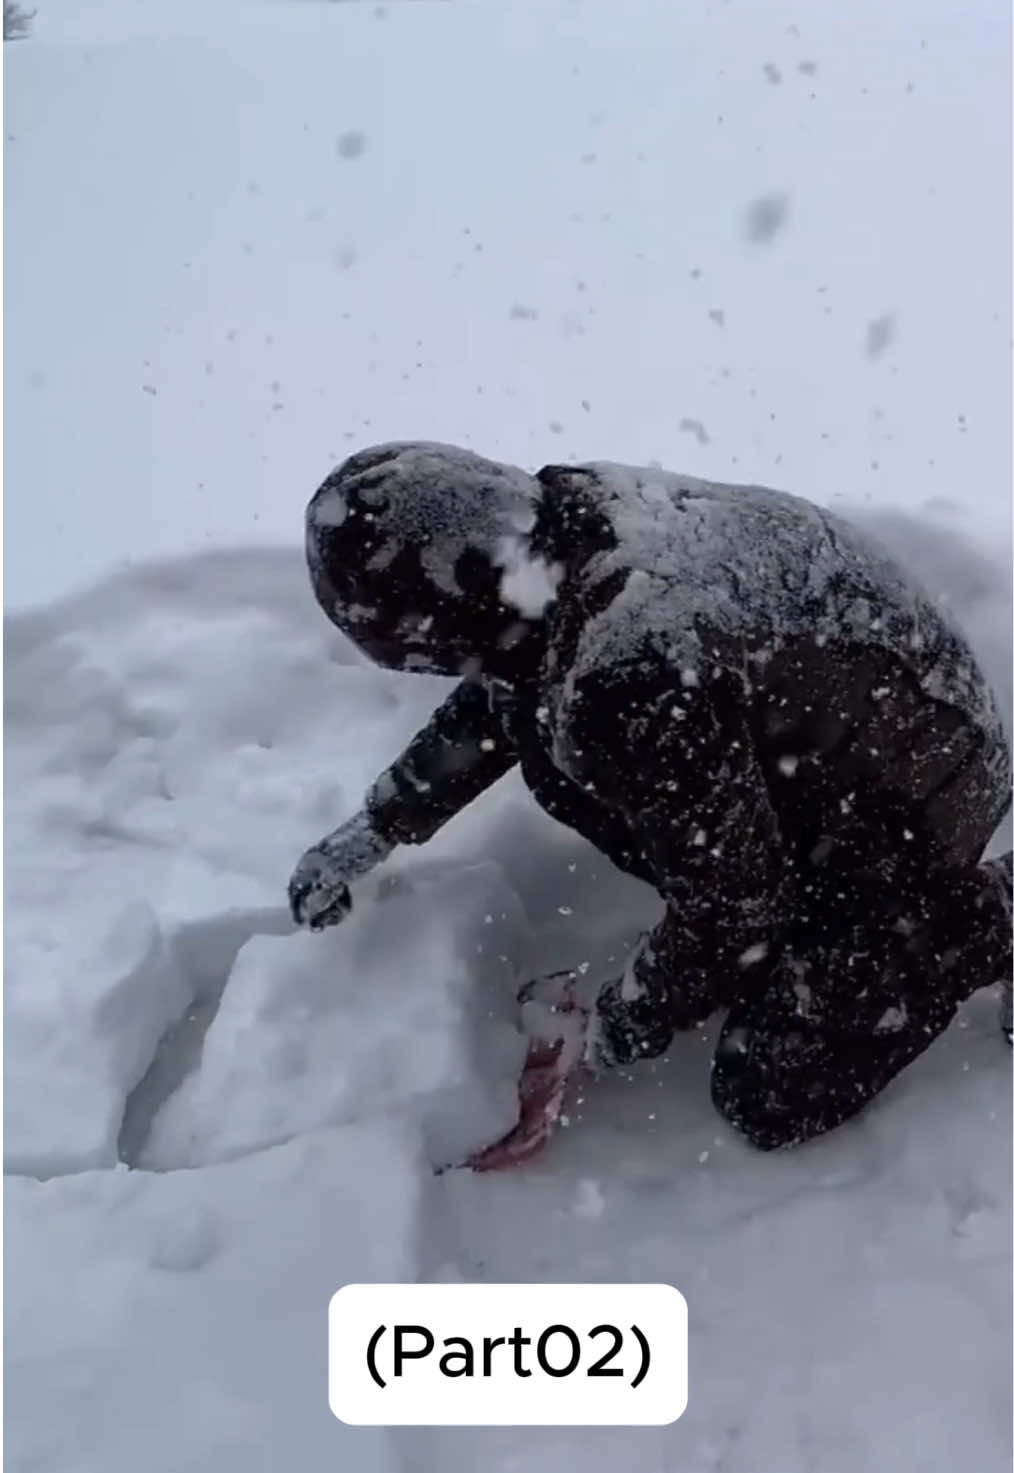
[288,676,518,928]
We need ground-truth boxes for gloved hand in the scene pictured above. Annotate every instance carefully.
[288,811,394,930]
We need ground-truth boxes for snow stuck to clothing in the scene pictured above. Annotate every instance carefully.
[494,534,563,618]
[558,461,1006,752]
[5,2,1011,1468]
[308,441,540,598]
[5,528,1011,1473]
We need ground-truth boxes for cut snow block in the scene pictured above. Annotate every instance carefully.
[143,862,530,1170]
[5,1120,419,1473]
[4,901,189,1176]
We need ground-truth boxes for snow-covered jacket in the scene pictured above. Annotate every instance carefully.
[306,447,1011,950]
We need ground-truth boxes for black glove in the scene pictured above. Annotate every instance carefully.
[288,811,394,930]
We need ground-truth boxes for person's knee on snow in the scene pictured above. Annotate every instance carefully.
[709,847,1013,1152]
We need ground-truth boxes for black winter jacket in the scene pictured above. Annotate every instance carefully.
[353,462,1009,903]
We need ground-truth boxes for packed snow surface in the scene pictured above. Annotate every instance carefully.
[4,2,1011,1470]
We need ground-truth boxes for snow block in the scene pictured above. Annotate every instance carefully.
[4,901,189,1176]
[143,861,530,1170]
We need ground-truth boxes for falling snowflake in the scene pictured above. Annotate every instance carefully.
[865,314,896,359]
[744,191,790,244]
[337,130,367,160]
[679,417,711,446]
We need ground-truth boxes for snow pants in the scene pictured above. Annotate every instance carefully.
[594,800,1013,1151]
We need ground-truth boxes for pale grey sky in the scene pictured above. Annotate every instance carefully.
[4,0,1011,608]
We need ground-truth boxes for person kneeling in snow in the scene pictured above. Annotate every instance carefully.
[289,442,1013,1168]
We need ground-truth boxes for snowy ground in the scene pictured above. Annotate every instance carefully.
[4,2,1011,1471]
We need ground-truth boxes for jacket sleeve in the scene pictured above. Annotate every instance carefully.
[364,677,519,847]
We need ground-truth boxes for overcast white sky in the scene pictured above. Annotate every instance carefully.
[4,0,1011,609]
